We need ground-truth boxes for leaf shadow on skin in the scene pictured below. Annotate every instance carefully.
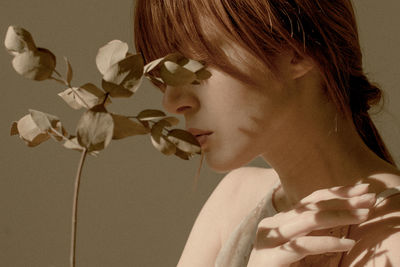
[253,183,400,266]
[346,207,400,266]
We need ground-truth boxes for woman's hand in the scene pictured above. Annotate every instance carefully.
[247,183,376,267]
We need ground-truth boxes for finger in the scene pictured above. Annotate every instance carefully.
[273,236,355,264]
[299,193,376,211]
[296,183,370,207]
[258,193,375,229]
[276,209,369,239]
[256,208,369,247]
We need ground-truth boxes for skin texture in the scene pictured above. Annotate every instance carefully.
[163,48,400,266]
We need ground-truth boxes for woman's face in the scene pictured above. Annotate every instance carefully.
[162,48,301,173]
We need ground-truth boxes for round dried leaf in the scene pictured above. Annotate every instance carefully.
[4,25,36,55]
[111,114,149,140]
[182,59,204,73]
[16,114,45,141]
[174,147,191,160]
[59,84,107,110]
[96,40,129,75]
[63,137,84,151]
[137,109,166,121]
[150,119,172,143]
[103,54,144,92]
[195,68,212,80]
[13,114,51,147]
[29,109,60,132]
[144,57,165,73]
[160,61,196,87]
[77,105,114,152]
[150,135,176,155]
[12,48,56,81]
[161,116,179,126]
[102,80,134,98]
[167,129,201,154]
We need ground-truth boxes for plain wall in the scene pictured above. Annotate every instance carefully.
[0,1,399,266]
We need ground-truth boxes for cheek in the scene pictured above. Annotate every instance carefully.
[204,114,268,172]
[204,131,263,172]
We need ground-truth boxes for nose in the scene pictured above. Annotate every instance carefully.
[162,85,198,114]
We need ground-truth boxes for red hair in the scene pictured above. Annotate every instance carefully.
[134,0,395,165]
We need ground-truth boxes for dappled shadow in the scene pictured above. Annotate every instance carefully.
[253,181,400,266]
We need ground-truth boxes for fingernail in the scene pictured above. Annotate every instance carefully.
[353,208,370,218]
[354,183,370,190]
[349,183,370,195]
[340,238,356,247]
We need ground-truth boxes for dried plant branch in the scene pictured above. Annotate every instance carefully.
[70,148,88,267]
[5,25,207,266]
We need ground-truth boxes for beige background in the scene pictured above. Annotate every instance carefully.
[0,1,399,266]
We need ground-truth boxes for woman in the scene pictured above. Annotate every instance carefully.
[134,1,400,266]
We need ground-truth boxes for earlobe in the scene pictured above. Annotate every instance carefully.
[290,52,315,80]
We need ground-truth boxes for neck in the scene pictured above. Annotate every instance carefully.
[261,103,398,210]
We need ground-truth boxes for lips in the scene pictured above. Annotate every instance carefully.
[186,128,213,138]
[187,128,213,146]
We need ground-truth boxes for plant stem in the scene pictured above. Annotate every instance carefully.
[53,69,63,78]
[52,69,91,109]
[70,149,88,267]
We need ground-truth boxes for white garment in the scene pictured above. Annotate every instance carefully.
[214,184,400,267]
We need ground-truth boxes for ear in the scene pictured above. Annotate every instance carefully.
[289,51,315,79]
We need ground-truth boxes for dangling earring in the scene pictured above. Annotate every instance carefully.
[334,113,338,133]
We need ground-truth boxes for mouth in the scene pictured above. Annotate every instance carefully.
[186,128,213,146]
[195,133,213,146]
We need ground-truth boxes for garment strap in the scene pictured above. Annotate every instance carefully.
[374,185,400,207]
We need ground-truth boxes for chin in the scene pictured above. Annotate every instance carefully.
[204,149,257,174]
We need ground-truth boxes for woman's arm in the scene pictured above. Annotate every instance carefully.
[176,170,241,267]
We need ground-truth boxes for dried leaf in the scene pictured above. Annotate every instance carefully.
[63,137,84,151]
[29,109,60,132]
[167,129,201,154]
[4,25,36,55]
[12,114,50,147]
[103,53,144,94]
[137,109,166,121]
[174,147,191,160]
[144,53,184,73]
[28,109,67,141]
[182,59,204,73]
[151,119,172,143]
[77,105,114,152]
[96,40,129,75]
[102,79,134,98]
[196,68,212,80]
[160,61,196,87]
[111,114,149,140]
[51,121,68,141]
[146,75,165,92]
[12,48,56,81]
[144,57,165,73]
[161,116,179,126]
[10,122,19,136]
[64,57,73,84]
[164,53,187,65]
[150,135,176,155]
[58,83,108,110]
[63,137,99,156]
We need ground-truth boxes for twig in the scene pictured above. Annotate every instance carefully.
[70,149,88,267]
[51,69,92,109]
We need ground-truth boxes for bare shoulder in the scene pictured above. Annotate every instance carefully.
[342,185,400,267]
[219,167,280,245]
[176,166,278,267]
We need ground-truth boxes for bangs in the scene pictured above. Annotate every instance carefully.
[134,0,266,86]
